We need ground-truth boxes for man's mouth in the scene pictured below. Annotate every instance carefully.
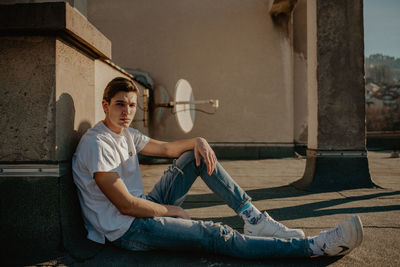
[121,118,131,123]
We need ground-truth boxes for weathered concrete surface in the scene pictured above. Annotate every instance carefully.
[316,0,365,150]
[0,35,97,162]
[15,151,400,266]
[0,36,57,161]
[0,2,124,161]
[295,0,373,190]
[308,0,366,150]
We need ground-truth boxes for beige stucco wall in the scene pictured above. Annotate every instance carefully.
[293,0,308,144]
[0,36,130,161]
[87,0,296,143]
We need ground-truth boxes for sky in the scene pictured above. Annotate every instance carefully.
[364,0,400,58]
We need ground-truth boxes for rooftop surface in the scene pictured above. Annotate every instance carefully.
[22,151,400,266]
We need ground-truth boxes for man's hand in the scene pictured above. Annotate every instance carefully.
[194,137,217,175]
[168,205,191,220]
[140,136,217,175]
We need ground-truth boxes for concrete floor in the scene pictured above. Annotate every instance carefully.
[25,151,400,266]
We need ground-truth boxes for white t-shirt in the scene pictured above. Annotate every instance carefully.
[72,121,150,244]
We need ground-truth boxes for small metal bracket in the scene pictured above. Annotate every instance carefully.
[307,150,367,158]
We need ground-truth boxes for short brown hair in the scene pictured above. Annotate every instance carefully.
[103,77,139,103]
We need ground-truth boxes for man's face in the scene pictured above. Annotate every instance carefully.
[102,91,137,134]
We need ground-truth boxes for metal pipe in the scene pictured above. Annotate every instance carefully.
[143,89,149,127]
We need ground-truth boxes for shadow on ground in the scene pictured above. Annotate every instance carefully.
[21,186,400,266]
[53,242,344,267]
[183,186,400,228]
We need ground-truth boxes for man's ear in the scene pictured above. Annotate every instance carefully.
[102,99,109,114]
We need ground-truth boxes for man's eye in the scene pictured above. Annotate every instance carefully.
[117,103,124,106]
[130,104,136,108]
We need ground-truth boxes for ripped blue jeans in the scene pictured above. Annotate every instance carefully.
[112,151,311,259]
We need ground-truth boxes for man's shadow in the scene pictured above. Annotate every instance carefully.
[55,93,103,262]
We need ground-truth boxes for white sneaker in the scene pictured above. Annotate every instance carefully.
[313,215,364,256]
[244,212,305,238]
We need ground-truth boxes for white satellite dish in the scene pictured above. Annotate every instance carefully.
[174,79,196,133]
[153,79,219,133]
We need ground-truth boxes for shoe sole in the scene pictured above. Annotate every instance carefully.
[351,215,364,249]
[244,227,305,239]
[341,215,364,255]
[271,230,305,239]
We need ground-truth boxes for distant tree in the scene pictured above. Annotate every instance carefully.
[366,64,393,84]
[365,53,399,84]
[366,104,400,131]
[365,54,400,131]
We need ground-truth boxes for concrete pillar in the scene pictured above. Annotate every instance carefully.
[292,0,375,191]
[0,2,131,261]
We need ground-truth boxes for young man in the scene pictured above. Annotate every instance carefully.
[72,77,364,259]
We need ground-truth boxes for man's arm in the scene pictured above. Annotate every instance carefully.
[140,137,217,175]
[94,172,190,219]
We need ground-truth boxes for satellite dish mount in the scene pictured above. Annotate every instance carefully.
[153,79,219,133]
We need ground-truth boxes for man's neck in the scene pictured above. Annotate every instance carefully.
[103,120,123,135]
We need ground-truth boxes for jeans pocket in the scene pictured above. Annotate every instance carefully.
[113,221,157,252]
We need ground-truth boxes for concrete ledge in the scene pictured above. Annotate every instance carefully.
[0,169,102,262]
[0,2,111,59]
[0,176,61,259]
[211,143,295,160]
[367,134,400,150]
[138,143,296,164]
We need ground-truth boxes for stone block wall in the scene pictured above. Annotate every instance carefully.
[0,36,57,161]
[0,2,132,260]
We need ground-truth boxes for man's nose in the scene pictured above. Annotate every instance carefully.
[122,105,129,114]
[123,105,135,114]
[128,106,135,114]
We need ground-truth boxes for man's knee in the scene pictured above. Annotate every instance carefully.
[173,150,205,173]
[175,150,196,167]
